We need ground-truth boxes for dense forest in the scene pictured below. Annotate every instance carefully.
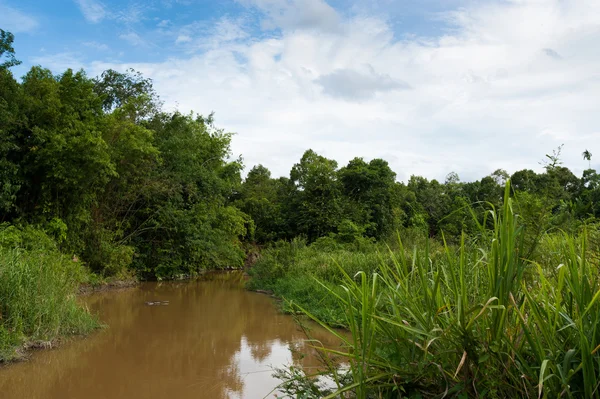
[2,29,600,397]
[1,29,598,279]
[237,146,598,244]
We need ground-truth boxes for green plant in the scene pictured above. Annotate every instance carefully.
[0,228,100,361]
[280,182,600,398]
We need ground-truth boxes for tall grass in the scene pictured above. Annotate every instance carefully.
[0,246,100,361]
[262,182,600,397]
[247,238,402,327]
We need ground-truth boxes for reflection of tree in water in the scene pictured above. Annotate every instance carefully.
[0,272,342,399]
[248,340,273,363]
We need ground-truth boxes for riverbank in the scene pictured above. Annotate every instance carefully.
[1,263,248,364]
[0,274,342,399]
[245,194,600,398]
[0,247,101,363]
[78,277,139,296]
[245,236,427,328]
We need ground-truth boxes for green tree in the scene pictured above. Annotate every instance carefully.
[339,157,400,238]
[94,68,160,119]
[290,150,342,241]
[510,169,538,193]
[0,29,21,69]
[130,112,249,278]
[577,168,600,218]
[407,176,449,237]
[490,169,509,185]
[83,83,163,273]
[583,149,592,169]
[0,65,22,214]
[236,164,285,243]
[16,68,115,249]
[540,144,564,170]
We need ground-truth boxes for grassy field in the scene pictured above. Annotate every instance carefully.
[249,185,600,398]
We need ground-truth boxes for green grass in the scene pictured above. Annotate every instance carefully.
[0,247,100,362]
[250,183,600,398]
[246,238,390,327]
[247,231,446,328]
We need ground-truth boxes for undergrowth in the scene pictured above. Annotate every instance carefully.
[0,225,100,362]
[250,183,600,398]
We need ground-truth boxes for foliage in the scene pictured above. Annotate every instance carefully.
[128,112,249,279]
[0,225,99,362]
[0,29,20,69]
[2,29,598,281]
[2,29,600,396]
[248,237,411,327]
[0,33,249,279]
[265,183,600,398]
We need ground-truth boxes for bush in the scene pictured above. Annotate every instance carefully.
[282,184,600,398]
[0,225,99,361]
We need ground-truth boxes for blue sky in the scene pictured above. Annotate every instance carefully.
[4,0,458,71]
[4,0,248,68]
[1,0,599,181]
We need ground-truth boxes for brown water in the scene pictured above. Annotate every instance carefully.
[0,273,340,399]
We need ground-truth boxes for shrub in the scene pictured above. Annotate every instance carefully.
[0,225,99,361]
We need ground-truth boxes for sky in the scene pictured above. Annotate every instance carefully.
[1,0,599,182]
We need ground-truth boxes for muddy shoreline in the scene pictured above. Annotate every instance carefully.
[78,279,140,295]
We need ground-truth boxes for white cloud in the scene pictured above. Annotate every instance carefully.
[114,3,147,24]
[212,17,250,43]
[316,65,410,100]
[31,52,86,72]
[157,19,171,28]
[82,41,109,51]
[74,0,147,25]
[240,0,340,32]
[74,0,106,23]
[88,0,600,181]
[542,48,562,60]
[172,17,250,52]
[0,3,38,33]
[175,35,192,44]
[119,32,145,47]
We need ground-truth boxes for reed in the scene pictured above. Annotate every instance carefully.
[277,181,600,397]
[0,247,100,361]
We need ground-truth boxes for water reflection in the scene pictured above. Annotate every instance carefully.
[0,272,340,399]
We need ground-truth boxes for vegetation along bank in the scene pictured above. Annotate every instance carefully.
[2,29,600,398]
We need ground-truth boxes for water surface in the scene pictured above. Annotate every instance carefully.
[0,273,339,398]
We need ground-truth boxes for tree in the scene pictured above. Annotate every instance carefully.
[490,169,509,185]
[577,169,600,218]
[0,30,21,69]
[511,169,538,192]
[130,112,249,278]
[290,150,342,241]
[407,176,449,237]
[540,166,580,202]
[0,63,251,278]
[338,157,399,238]
[84,94,162,273]
[445,171,460,185]
[236,164,285,243]
[465,176,501,204]
[583,149,592,169]
[0,63,22,214]
[94,68,160,120]
[18,68,115,241]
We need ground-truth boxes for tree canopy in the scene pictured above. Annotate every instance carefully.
[1,29,598,278]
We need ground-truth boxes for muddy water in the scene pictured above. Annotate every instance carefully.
[0,273,341,399]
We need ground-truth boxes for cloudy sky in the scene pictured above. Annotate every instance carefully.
[1,0,599,182]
